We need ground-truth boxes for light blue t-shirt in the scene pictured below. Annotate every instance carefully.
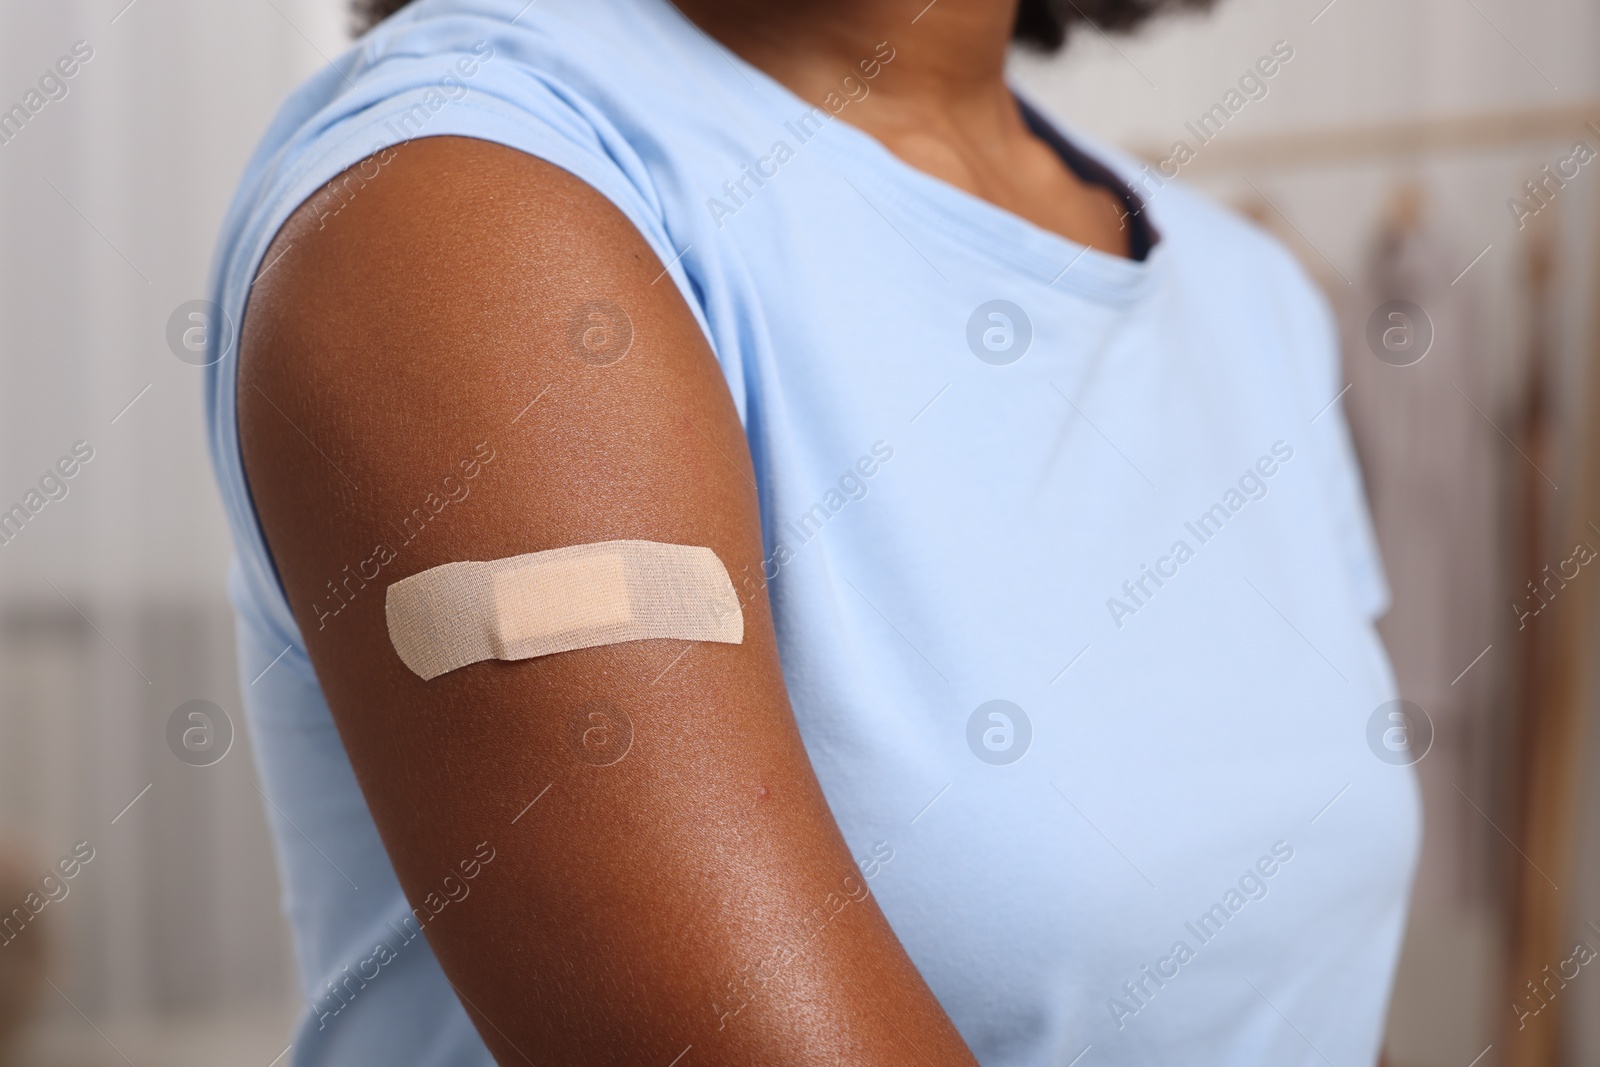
[203,2,1419,1064]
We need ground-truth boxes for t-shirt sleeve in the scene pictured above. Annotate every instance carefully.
[203,27,696,645]
[261,44,680,275]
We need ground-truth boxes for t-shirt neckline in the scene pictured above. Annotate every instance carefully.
[645,0,1164,304]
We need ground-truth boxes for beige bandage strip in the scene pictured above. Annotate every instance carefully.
[386,540,744,680]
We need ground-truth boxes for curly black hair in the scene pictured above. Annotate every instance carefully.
[1012,0,1215,49]
[350,0,1215,50]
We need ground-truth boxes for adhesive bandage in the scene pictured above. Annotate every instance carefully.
[386,540,744,680]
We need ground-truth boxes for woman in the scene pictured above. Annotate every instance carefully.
[204,0,1418,1063]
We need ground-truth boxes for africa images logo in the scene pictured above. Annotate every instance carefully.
[966,700,1032,765]
[1366,699,1433,767]
[1105,442,1294,629]
[705,42,896,229]
[966,300,1032,365]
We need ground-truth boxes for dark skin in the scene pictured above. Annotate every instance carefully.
[240,1,1130,1063]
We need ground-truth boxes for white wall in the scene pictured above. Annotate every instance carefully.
[0,1,348,1061]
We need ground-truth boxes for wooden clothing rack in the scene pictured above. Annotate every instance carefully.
[1500,173,1600,1067]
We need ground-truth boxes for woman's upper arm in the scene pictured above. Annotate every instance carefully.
[237,134,976,1066]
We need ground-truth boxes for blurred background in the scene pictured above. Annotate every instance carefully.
[0,0,1597,1064]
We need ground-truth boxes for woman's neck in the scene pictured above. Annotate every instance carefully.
[671,0,1136,257]
[673,0,1016,114]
